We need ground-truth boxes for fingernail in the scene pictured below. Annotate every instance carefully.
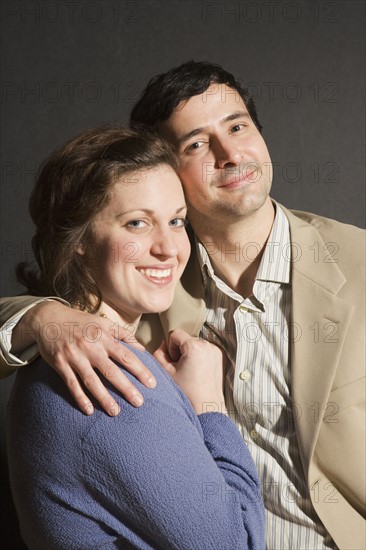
[147,376,156,388]
[109,402,120,416]
[84,402,94,416]
[131,395,144,407]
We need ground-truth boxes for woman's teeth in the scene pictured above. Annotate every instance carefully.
[139,268,171,279]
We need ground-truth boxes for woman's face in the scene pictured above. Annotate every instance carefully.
[89,165,190,323]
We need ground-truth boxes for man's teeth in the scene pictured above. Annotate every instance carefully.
[139,268,171,278]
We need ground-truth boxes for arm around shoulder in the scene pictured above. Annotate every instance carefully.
[0,295,68,376]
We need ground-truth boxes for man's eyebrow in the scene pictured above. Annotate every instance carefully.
[225,111,250,123]
[176,111,250,145]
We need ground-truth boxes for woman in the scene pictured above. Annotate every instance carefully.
[7,126,265,549]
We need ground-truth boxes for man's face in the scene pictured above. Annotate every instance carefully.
[160,83,273,226]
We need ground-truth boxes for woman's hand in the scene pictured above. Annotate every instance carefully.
[12,301,157,416]
[154,328,227,415]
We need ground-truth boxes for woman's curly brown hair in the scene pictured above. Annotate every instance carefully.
[16,125,178,313]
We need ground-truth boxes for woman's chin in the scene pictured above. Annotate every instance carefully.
[139,293,175,315]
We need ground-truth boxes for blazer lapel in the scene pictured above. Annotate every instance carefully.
[284,207,355,473]
[159,226,206,338]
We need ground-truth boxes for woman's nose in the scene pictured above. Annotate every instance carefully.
[150,228,178,258]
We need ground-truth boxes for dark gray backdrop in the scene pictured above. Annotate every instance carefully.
[1,0,365,297]
[0,0,365,546]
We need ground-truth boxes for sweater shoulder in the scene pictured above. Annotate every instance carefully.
[9,344,200,441]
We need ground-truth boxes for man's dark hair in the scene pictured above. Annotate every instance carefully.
[130,60,262,132]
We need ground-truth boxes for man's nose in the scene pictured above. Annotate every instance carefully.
[213,136,242,168]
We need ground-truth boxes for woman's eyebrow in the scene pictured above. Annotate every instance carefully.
[116,206,187,218]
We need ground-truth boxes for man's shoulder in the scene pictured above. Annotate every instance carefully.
[283,206,365,251]
[282,205,365,281]
[287,207,364,237]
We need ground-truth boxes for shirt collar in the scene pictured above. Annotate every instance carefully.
[256,201,291,284]
[196,200,291,287]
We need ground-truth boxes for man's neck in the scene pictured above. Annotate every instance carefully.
[193,198,275,298]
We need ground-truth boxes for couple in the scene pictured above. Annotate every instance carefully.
[6,125,265,549]
[2,61,365,549]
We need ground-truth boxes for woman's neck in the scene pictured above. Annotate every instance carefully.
[97,300,141,337]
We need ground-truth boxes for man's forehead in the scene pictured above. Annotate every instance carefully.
[175,84,243,112]
[161,84,247,137]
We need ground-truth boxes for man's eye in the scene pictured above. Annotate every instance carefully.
[169,217,186,227]
[187,141,204,152]
[231,124,245,133]
[126,220,146,229]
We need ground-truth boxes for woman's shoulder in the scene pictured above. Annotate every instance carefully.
[8,342,200,439]
[112,343,199,426]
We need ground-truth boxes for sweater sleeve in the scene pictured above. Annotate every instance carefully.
[8,349,265,550]
[82,397,265,550]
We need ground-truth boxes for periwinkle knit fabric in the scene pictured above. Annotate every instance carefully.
[7,344,265,549]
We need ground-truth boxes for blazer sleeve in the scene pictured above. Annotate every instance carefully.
[0,295,67,375]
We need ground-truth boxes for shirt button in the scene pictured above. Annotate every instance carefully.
[239,370,251,381]
[250,430,259,440]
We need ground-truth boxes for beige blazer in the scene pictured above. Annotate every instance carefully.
[1,206,365,549]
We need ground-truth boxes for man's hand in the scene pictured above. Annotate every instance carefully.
[154,329,227,415]
[12,301,156,416]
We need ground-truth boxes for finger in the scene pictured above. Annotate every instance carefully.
[115,328,145,351]
[168,329,194,361]
[124,338,145,352]
[155,339,168,354]
[154,347,176,376]
[167,333,183,362]
[52,359,95,416]
[70,358,122,416]
[108,340,156,389]
[93,357,147,409]
[107,322,145,351]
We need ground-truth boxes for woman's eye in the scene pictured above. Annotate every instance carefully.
[126,220,146,229]
[169,217,186,227]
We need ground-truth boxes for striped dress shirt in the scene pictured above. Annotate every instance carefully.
[197,203,336,549]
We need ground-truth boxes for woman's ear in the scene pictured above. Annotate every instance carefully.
[75,243,85,256]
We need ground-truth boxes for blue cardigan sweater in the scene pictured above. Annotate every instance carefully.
[7,344,265,549]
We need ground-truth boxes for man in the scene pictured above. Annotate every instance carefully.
[1,61,365,549]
